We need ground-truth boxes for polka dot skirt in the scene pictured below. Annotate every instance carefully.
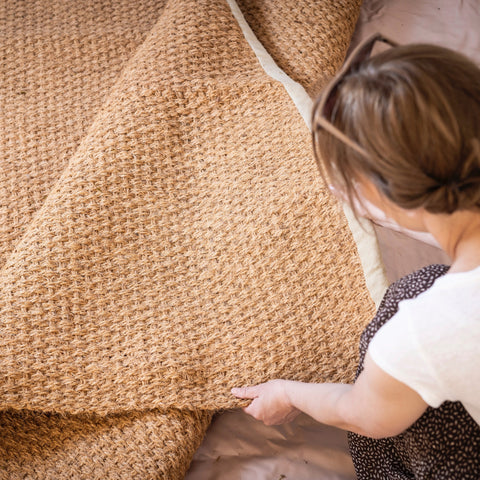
[348,264,480,479]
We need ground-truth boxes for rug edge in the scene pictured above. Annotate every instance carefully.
[225,0,388,306]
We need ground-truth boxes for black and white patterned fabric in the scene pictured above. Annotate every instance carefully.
[349,264,480,479]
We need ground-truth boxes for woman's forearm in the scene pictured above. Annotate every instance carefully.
[283,380,361,433]
[232,354,428,439]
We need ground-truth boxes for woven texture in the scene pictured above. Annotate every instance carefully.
[0,0,367,477]
[237,0,362,97]
[0,409,212,480]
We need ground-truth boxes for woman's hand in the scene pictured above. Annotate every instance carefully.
[231,354,428,437]
[231,380,301,425]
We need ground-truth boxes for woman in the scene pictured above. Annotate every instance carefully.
[232,33,480,478]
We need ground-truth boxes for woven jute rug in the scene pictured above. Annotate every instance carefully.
[0,0,386,477]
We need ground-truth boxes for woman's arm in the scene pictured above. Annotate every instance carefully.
[232,352,428,439]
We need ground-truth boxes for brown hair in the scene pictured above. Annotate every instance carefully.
[312,43,480,215]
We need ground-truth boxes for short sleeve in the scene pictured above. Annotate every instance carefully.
[367,298,446,408]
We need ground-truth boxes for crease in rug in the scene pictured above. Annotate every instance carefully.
[0,0,386,477]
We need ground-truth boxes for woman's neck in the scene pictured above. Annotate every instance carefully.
[424,210,480,273]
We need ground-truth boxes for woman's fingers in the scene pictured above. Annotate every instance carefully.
[231,386,259,399]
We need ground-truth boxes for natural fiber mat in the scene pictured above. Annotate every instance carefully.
[0,0,382,477]
[0,409,212,479]
[236,0,362,97]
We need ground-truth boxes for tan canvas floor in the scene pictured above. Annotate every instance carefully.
[186,0,480,478]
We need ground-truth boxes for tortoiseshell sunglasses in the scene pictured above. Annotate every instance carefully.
[312,33,398,159]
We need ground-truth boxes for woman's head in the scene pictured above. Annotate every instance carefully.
[312,35,480,217]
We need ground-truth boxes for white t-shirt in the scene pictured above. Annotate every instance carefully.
[368,266,480,426]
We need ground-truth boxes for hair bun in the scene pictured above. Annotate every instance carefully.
[428,171,480,214]
[433,181,461,214]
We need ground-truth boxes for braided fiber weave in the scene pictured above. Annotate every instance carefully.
[237,0,362,97]
[0,409,212,479]
[1,1,212,477]
[0,0,369,477]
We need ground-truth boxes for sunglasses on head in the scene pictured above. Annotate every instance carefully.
[312,33,398,159]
